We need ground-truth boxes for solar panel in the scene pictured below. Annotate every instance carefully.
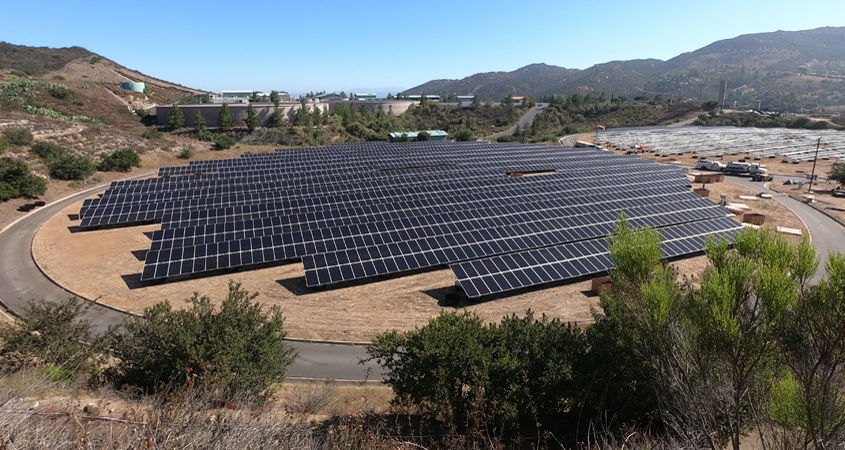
[76,141,738,292]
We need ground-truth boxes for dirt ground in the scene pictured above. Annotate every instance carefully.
[30,174,806,342]
[605,143,837,178]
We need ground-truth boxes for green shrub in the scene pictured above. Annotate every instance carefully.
[52,75,66,81]
[0,158,46,201]
[0,137,9,153]
[103,281,296,402]
[0,297,99,376]
[214,134,236,150]
[49,154,96,180]
[177,148,194,160]
[2,128,34,146]
[48,84,76,100]
[367,310,587,431]
[67,181,79,188]
[141,128,163,140]
[30,142,69,161]
[97,148,141,172]
[134,109,148,118]
[198,131,215,142]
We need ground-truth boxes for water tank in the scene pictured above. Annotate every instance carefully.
[120,81,146,93]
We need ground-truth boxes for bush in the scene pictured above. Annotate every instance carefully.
[97,148,141,172]
[48,84,76,100]
[214,134,236,150]
[0,158,46,201]
[29,142,68,161]
[134,109,148,118]
[2,128,34,146]
[49,154,96,180]
[177,148,194,160]
[0,297,99,376]
[103,281,296,402]
[366,311,587,431]
[0,137,9,153]
[141,128,163,140]
[198,131,215,142]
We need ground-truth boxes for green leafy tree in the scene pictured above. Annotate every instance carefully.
[0,158,46,201]
[200,94,211,104]
[295,99,311,127]
[471,95,481,109]
[194,110,207,135]
[214,134,236,150]
[453,126,475,142]
[416,131,431,141]
[103,281,296,402]
[217,103,234,130]
[48,154,96,180]
[30,142,68,161]
[167,104,185,130]
[269,90,280,107]
[97,149,142,172]
[245,103,260,132]
[830,163,845,186]
[0,297,100,377]
[269,107,286,127]
[501,94,514,108]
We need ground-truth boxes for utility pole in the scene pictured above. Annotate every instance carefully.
[808,138,821,194]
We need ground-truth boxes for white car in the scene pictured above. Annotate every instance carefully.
[695,160,726,171]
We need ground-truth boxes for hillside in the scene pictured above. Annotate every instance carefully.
[404,27,845,111]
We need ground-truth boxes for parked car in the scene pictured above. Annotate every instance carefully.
[695,160,726,171]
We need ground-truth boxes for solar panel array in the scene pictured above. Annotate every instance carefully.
[78,141,741,297]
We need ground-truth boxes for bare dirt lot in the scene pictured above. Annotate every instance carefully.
[772,179,845,225]
[30,176,807,342]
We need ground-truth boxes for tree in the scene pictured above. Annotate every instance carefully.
[269,107,286,127]
[0,158,46,201]
[829,163,845,186]
[194,110,207,135]
[167,104,185,130]
[200,94,211,104]
[245,103,260,132]
[104,281,296,402]
[269,90,280,107]
[48,154,96,180]
[471,95,481,109]
[295,100,312,127]
[0,297,100,377]
[97,149,142,172]
[311,105,324,126]
[453,126,475,142]
[30,142,68,161]
[501,94,514,108]
[217,103,234,130]
[416,131,431,141]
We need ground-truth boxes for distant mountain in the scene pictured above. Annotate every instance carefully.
[404,27,845,110]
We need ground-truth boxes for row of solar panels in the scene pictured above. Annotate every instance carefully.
[79,141,740,298]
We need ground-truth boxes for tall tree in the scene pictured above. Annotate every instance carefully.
[217,103,234,130]
[270,90,280,108]
[472,95,481,109]
[269,107,286,127]
[194,110,207,135]
[167,104,185,130]
[245,104,260,132]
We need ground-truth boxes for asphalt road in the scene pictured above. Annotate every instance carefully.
[486,103,548,139]
[2,162,843,381]
[0,177,381,381]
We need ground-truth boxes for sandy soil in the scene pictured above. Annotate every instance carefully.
[30,173,807,342]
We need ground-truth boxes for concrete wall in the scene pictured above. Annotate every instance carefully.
[325,100,417,116]
[155,102,329,128]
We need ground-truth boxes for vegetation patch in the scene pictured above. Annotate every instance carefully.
[0,158,46,201]
[0,79,107,126]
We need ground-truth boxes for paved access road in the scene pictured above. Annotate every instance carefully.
[486,103,548,139]
[0,178,381,380]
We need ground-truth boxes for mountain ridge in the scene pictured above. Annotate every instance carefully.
[404,27,845,110]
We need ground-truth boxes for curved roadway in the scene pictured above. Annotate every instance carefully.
[2,160,844,381]
[0,178,378,381]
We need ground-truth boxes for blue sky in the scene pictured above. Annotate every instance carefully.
[3,0,845,94]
